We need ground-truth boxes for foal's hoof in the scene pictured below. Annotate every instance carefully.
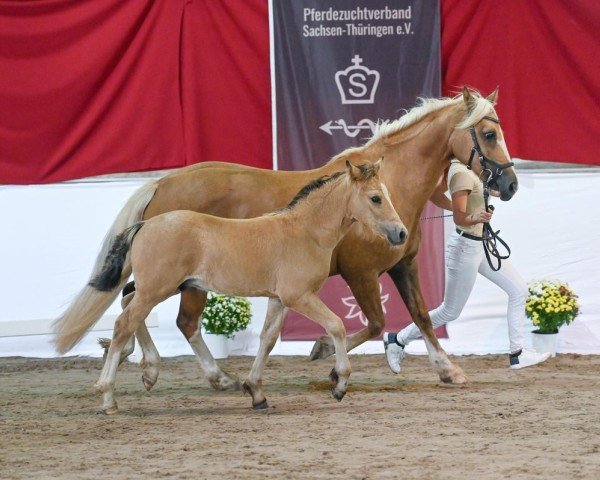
[209,374,241,392]
[309,336,335,361]
[251,399,269,410]
[329,369,346,401]
[242,381,268,410]
[142,375,156,392]
[98,406,119,415]
[440,366,469,385]
[331,389,346,402]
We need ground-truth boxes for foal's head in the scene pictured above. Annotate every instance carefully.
[449,87,518,201]
[345,159,407,246]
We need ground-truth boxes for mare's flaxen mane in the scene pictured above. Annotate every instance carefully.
[327,90,496,164]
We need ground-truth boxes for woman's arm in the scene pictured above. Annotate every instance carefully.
[451,190,493,227]
[429,182,452,211]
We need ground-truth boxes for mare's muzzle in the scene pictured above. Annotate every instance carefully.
[488,167,519,201]
[382,223,408,246]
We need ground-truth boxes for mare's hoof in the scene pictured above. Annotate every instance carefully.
[309,336,335,361]
[252,399,269,410]
[142,375,156,392]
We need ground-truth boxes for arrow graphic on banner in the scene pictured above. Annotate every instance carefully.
[320,119,379,137]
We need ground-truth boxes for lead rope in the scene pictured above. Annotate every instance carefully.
[481,182,511,271]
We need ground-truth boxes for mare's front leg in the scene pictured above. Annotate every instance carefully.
[310,273,383,360]
[176,288,240,391]
[292,294,351,401]
[388,258,467,384]
[242,298,287,409]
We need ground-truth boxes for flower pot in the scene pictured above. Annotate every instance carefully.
[203,332,229,359]
[531,330,558,357]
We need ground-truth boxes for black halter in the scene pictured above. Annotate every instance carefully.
[466,115,514,182]
[467,115,513,271]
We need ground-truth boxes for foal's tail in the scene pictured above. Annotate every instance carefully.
[52,182,157,354]
[88,222,144,291]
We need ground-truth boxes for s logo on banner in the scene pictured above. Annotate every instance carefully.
[335,55,379,104]
[320,55,388,138]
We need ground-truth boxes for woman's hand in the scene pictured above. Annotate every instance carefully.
[469,209,493,224]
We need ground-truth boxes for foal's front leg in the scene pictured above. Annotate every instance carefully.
[242,298,287,409]
[310,272,383,360]
[292,293,351,401]
[176,288,240,391]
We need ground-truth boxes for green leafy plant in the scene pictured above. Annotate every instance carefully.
[525,280,580,334]
[201,293,252,338]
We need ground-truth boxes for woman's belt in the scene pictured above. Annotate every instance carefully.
[456,227,483,241]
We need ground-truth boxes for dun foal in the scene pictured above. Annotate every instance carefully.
[88,160,406,413]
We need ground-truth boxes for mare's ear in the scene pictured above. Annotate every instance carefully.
[486,86,499,105]
[462,86,476,108]
[345,160,362,181]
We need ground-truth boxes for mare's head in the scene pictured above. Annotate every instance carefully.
[449,87,518,201]
[345,159,407,246]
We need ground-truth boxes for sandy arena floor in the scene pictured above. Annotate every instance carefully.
[1,353,599,479]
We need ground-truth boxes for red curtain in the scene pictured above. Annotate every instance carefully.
[1,1,598,184]
[0,0,271,184]
[442,0,600,166]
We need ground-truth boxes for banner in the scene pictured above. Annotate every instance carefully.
[271,0,445,340]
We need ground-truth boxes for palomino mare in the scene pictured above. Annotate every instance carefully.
[54,88,518,391]
[78,161,406,413]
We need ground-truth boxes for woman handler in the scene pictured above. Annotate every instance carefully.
[383,159,551,371]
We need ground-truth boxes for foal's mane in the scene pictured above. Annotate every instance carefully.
[271,163,379,215]
[328,90,495,164]
[283,171,345,211]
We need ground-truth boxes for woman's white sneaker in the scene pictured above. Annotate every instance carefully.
[383,332,405,374]
[509,348,551,369]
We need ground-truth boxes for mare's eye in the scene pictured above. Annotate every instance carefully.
[370,195,382,204]
[484,131,496,141]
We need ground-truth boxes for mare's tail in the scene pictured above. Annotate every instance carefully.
[52,182,157,354]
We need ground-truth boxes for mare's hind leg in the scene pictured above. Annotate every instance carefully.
[310,272,382,360]
[94,296,154,414]
[177,288,240,391]
[242,298,287,409]
[290,293,351,401]
[388,258,467,384]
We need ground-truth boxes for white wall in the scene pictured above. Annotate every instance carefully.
[1,169,599,358]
